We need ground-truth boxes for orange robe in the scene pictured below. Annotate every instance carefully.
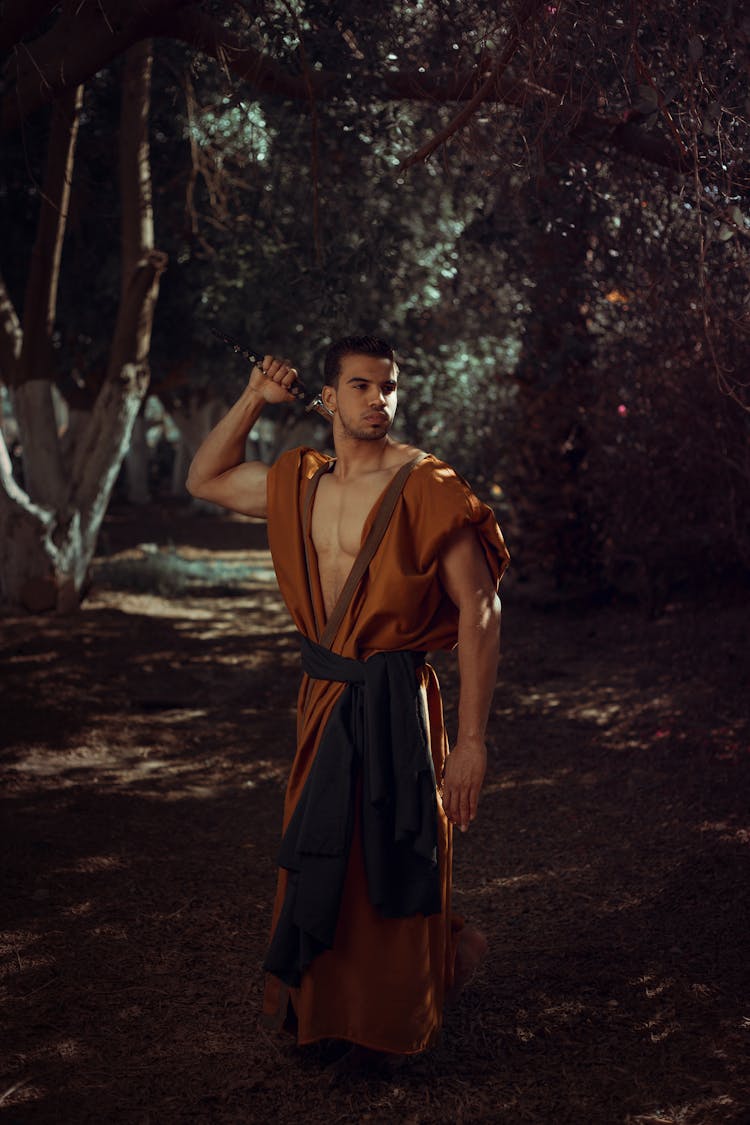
[262,447,509,1054]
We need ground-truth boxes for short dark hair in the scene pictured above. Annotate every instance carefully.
[323,335,396,388]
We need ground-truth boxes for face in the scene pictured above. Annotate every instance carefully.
[328,354,398,441]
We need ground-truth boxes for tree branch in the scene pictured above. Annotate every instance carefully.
[1,2,694,178]
[0,0,60,55]
[400,0,547,171]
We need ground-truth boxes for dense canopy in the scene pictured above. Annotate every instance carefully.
[1,0,749,608]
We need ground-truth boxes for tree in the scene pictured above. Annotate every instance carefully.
[0,43,166,610]
[2,1,749,610]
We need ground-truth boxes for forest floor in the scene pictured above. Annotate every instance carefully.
[1,501,749,1125]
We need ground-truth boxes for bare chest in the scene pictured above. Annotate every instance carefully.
[310,470,394,612]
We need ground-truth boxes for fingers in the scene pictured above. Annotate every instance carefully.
[440,751,488,832]
[441,773,481,833]
[261,354,297,383]
[252,355,299,400]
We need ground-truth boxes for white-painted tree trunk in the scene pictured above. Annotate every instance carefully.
[0,41,166,611]
[165,395,228,497]
[170,435,191,498]
[124,410,150,504]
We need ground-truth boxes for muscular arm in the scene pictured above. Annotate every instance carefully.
[185,356,297,518]
[438,526,502,832]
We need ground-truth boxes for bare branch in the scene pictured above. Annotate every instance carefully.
[0,2,697,180]
[400,0,548,171]
[0,0,60,55]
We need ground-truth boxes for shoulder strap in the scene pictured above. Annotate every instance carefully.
[301,459,335,639]
[319,452,427,650]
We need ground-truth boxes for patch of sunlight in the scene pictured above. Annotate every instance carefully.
[62,901,93,918]
[463,865,589,896]
[537,996,586,1021]
[24,1037,86,1064]
[698,820,750,845]
[10,951,55,971]
[7,749,90,777]
[488,872,546,889]
[597,891,646,914]
[484,768,572,793]
[187,624,294,643]
[644,977,675,999]
[90,924,128,940]
[7,649,61,665]
[516,688,573,713]
[636,1015,681,1043]
[241,759,288,784]
[3,930,42,949]
[0,1080,44,1109]
[631,1095,738,1124]
[87,591,214,619]
[144,709,209,724]
[67,855,127,873]
[574,701,624,724]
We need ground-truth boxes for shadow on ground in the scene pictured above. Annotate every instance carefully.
[1,509,749,1124]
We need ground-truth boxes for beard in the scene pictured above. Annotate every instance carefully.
[338,411,393,441]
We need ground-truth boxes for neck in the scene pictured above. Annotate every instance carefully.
[331,430,395,478]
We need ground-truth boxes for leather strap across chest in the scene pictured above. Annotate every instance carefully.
[301,451,427,649]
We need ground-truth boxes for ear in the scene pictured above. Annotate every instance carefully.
[322,384,337,413]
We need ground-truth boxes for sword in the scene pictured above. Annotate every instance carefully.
[210,326,333,420]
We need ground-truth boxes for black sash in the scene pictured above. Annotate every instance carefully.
[262,638,441,987]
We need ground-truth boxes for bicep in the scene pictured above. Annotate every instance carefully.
[439,526,498,611]
[191,461,269,518]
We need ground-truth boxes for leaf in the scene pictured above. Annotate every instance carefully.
[717,224,734,242]
[729,205,744,227]
[688,35,703,61]
[634,84,659,114]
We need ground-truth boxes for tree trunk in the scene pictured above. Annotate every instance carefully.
[0,41,166,611]
[170,435,191,498]
[165,394,228,482]
[66,40,166,569]
[124,411,151,504]
[510,174,599,589]
[11,83,82,508]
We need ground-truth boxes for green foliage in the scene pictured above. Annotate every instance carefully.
[2,0,749,605]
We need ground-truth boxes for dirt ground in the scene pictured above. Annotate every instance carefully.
[1,501,749,1125]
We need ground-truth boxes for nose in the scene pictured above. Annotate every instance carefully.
[369,387,386,408]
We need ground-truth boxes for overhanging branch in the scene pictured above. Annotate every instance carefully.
[1,2,694,178]
[400,0,547,171]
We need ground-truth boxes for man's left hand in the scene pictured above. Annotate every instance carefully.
[441,738,487,832]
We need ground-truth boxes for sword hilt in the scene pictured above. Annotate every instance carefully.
[210,326,333,420]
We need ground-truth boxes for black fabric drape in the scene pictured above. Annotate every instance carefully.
[263,637,441,987]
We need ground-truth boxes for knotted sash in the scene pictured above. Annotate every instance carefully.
[262,638,441,987]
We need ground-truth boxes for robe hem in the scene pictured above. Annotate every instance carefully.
[294,1024,442,1056]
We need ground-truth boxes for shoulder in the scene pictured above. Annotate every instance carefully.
[267,448,333,519]
[407,453,482,507]
[270,446,333,484]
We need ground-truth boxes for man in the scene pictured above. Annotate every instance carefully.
[187,336,509,1061]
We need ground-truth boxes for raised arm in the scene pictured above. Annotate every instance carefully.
[186,356,298,517]
[438,526,502,832]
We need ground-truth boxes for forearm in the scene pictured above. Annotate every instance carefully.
[186,385,265,492]
[455,592,502,743]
